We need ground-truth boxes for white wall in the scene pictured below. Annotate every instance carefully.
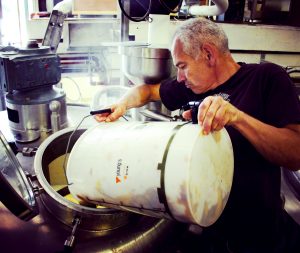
[129,21,300,66]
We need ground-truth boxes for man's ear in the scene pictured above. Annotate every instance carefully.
[202,43,216,66]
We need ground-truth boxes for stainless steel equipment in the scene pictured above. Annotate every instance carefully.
[0,43,68,142]
[0,121,187,252]
[6,86,67,142]
[121,45,175,121]
[122,46,175,85]
[0,1,72,143]
[34,128,130,232]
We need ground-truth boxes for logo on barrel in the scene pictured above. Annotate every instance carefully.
[116,158,129,183]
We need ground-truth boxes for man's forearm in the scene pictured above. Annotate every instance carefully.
[120,84,161,110]
[234,112,300,170]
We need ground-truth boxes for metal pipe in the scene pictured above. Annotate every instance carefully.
[53,0,72,13]
[0,90,5,111]
[121,0,130,41]
[188,0,229,16]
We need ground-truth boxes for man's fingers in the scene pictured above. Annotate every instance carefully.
[198,96,213,126]
[104,105,126,122]
[198,96,241,134]
[199,96,223,134]
[182,110,192,120]
[94,113,110,122]
[211,101,232,131]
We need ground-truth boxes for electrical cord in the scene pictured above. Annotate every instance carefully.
[62,76,83,102]
[62,114,91,186]
[118,0,152,22]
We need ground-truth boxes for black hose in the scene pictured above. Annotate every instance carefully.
[118,0,152,22]
[158,0,184,13]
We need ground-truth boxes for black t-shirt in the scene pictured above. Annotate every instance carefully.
[160,62,300,252]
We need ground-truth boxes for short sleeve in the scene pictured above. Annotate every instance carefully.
[160,77,199,111]
[263,64,300,127]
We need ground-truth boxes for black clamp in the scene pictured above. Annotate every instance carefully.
[181,100,203,124]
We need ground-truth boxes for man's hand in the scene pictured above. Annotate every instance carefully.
[94,103,127,122]
[182,96,242,134]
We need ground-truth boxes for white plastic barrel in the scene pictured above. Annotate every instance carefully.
[66,121,234,227]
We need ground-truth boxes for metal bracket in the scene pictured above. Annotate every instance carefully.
[42,10,67,53]
[24,172,44,195]
[63,216,82,252]
[22,147,38,157]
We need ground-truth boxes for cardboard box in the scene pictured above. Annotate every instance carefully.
[72,0,118,15]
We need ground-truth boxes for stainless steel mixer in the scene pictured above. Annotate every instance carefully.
[0,43,68,142]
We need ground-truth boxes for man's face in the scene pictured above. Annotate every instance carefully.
[171,38,213,94]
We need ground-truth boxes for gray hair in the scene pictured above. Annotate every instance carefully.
[172,18,229,59]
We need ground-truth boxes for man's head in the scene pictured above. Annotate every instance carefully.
[172,17,229,60]
[171,18,232,94]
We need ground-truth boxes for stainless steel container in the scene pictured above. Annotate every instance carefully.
[33,128,186,240]
[121,46,175,85]
[121,45,176,120]
[32,127,188,252]
[34,127,132,232]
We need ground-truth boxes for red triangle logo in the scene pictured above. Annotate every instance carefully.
[116,177,121,183]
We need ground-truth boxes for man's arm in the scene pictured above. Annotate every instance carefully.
[94,83,161,122]
[193,95,300,170]
[234,113,300,170]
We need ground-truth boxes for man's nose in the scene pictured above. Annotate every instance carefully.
[177,69,185,82]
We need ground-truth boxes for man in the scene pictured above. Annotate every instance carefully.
[95,18,300,252]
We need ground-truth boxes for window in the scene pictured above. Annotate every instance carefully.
[0,0,21,46]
